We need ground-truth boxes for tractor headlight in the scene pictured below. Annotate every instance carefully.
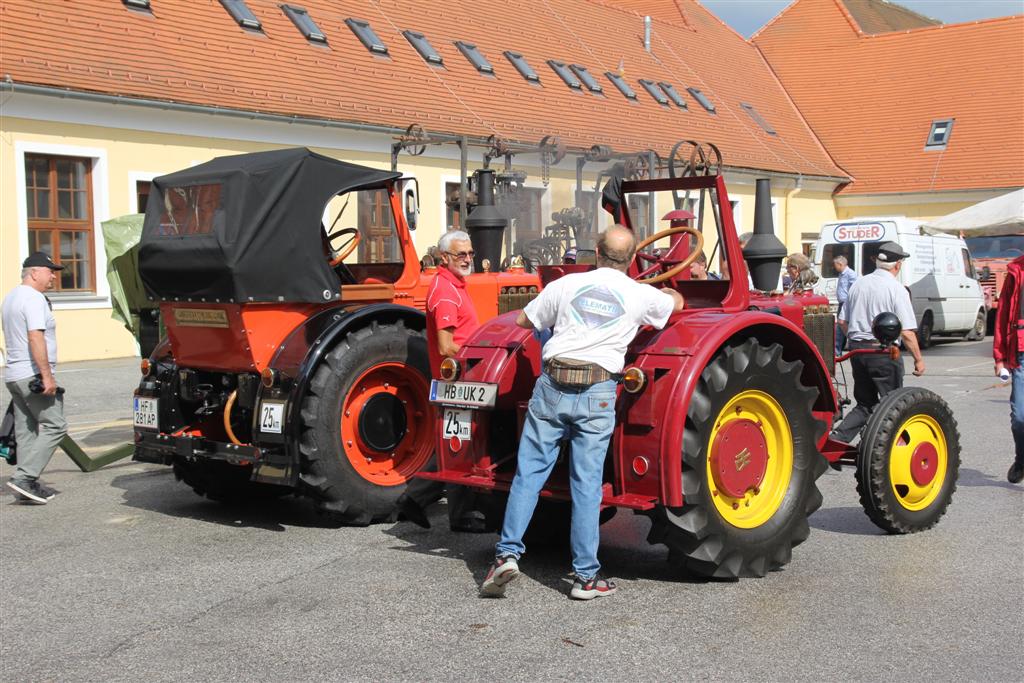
[260,367,278,388]
[439,358,461,382]
[622,366,646,394]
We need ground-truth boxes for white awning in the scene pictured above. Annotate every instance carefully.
[922,189,1024,236]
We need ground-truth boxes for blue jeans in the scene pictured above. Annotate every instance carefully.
[1010,353,1024,467]
[495,374,616,580]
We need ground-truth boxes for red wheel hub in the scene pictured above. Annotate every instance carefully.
[909,442,939,486]
[710,419,769,498]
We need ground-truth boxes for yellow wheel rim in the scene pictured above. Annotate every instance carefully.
[706,390,794,529]
[887,414,947,511]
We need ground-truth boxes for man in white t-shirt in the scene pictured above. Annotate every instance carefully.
[481,225,684,600]
[2,252,68,504]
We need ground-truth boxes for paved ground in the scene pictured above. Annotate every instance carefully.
[1,338,1021,682]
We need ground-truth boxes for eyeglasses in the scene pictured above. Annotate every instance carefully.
[446,250,475,260]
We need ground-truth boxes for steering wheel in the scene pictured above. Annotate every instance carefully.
[327,227,360,267]
[632,226,704,284]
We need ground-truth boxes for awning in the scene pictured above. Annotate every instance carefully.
[922,189,1024,236]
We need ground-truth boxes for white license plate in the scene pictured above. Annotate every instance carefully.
[258,401,285,434]
[429,380,498,409]
[442,408,472,441]
[133,397,159,430]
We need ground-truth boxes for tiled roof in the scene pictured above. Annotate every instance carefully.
[0,0,845,179]
[841,0,940,35]
[754,0,1024,195]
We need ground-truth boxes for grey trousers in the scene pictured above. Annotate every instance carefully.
[6,378,67,481]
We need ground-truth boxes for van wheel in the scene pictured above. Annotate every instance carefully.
[646,339,828,578]
[916,313,933,349]
[965,309,986,341]
[299,320,434,525]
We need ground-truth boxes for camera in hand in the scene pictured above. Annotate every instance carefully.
[28,376,65,395]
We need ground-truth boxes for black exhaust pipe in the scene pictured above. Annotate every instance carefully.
[742,178,787,291]
[465,169,507,272]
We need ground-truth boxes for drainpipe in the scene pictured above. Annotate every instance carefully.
[784,175,803,252]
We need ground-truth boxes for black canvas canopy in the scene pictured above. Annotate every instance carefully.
[139,147,401,303]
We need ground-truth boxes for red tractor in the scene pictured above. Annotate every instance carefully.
[131,148,538,523]
[422,169,960,578]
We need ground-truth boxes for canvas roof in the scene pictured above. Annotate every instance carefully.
[0,0,845,180]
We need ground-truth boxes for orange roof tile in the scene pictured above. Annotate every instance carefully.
[0,0,845,180]
[841,0,939,35]
[754,0,1024,195]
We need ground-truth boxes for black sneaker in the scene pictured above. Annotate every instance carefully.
[35,482,58,500]
[480,556,520,598]
[570,574,617,600]
[1009,462,1024,484]
[6,478,49,504]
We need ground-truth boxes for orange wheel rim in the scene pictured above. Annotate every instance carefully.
[339,362,432,486]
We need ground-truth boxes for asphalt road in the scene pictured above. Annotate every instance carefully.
[1,338,1021,682]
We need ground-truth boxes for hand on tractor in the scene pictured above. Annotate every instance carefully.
[913,358,926,376]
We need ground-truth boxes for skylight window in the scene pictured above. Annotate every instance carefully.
[282,5,326,44]
[455,41,493,74]
[639,79,669,106]
[219,0,261,30]
[123,0,151,9]
[548,61,582,90]
[658,82,688,109]
[926,118,954,149]
[741,103,776,135]
[403,31,443,65]
[346,18,387,55]
[687,87,717,113]
[605,72,637,101]
[505,51,540,84]
[570,65,603,95]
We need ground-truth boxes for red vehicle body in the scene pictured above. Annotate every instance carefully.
[967,234,1024,332]
[423,171,960,578]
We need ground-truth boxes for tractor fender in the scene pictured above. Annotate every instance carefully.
[648,310,836,508]
[257,303,426,459]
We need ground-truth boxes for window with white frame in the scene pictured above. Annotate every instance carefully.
[25,154,95,292]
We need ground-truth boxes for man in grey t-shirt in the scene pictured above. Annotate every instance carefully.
[831,242,924,443]
[2,252,68,504]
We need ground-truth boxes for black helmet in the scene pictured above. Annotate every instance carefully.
[872,312,902,346]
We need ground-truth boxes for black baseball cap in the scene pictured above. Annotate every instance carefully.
[22,251,64,270]
[875,241,910,263]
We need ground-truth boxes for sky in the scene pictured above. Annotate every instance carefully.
[700,0,1024,37]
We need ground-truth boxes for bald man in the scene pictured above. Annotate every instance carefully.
[481,225,684,600]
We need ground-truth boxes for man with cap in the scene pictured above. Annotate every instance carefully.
[831,241,925,443]
[2,252,68,504]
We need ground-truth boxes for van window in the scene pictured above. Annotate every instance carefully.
[862,242,883,275]
[821,243,856,277]
[961,248,975,278]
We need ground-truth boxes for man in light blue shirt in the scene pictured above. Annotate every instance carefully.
[834,254,858,355]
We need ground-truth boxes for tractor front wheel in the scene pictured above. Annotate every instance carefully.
[299,320,434,525]
[855,386,959,533]
[647,339,828,578]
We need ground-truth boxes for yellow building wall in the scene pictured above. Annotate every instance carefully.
[1,115,842,362]
[836,201,984,222]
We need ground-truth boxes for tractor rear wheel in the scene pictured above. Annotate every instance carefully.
[172,458,291,503]
[855,387,959,533]
[299,321,434,525]
[647,339,828,578]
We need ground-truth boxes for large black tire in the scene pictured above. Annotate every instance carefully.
[965,308,986,341]
[855,386,959,533]
[172,458,291,503]
[647,339,828,578]
[299,320,433,525]
[916,313,933,349]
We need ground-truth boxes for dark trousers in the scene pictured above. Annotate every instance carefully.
[404,459,477,525]
[832,343,904,443]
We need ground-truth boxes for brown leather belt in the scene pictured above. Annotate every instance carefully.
[543,357,622,388]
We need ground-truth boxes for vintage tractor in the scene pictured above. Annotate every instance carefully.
[422,166,960,578]
[131,147,539,523]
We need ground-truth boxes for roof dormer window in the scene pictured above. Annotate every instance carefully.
[455,41,494,74]
[219,0,261,30]
[926,118,954,150]
[548,60,582,90]
[570,65,603,95]
[403,30,443,66]
[505,51,540,84]
[346,18,388,55]
[282,5,326,44]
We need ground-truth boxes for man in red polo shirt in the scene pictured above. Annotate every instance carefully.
[396,230,486,531]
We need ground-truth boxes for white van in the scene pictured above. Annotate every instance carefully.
[810,217,986,347]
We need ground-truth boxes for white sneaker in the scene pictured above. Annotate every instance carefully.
[480,556,520,598]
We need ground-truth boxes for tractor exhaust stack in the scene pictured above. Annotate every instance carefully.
[743,178,787,291]
[465,169,507,273]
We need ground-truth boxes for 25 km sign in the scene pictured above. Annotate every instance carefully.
[833,223,885,243]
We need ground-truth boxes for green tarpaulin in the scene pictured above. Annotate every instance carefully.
[101,214,149,340]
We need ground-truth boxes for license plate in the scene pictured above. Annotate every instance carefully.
[133,397,158,430]
[258,401,285,434]
[442,408,472,441]
[429,380,497,409]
